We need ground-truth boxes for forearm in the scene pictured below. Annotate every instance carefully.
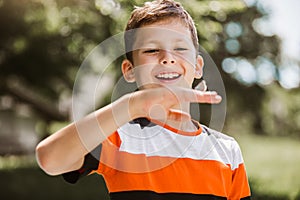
[35,94,136,176]
[36,87,221,176]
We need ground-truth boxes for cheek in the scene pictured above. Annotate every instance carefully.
[133,65,153,82]
[134,70,155,89]
[177,52,196,65]
[182,58,197,84]
[136,56,157,66]
[181,56,196,72]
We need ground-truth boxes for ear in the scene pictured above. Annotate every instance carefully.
[122,59,135,83]
[194,55,204,79]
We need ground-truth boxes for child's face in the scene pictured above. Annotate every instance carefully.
[123,18,203,89]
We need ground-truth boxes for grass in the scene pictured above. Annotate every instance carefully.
[1,134,300,199]
[233,133,300,200]
[0,166,110,200]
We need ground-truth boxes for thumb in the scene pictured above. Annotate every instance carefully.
[167,109,191,122]
[148,105,191,122]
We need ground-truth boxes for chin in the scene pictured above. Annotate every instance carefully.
[138,83,163,90]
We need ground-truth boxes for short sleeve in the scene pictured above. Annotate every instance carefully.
[229,141,251,199]
[62,144,102,184]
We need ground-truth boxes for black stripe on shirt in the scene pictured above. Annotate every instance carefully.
[109,190,228,200]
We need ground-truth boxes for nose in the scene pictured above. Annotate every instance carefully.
[160,50,176,65]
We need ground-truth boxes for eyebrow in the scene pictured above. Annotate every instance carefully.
[137,38,192,48]
[145,38,189,43]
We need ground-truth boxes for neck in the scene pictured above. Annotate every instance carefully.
[165,119,198,132]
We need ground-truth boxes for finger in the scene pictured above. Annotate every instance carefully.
[168,108,191,122]
[194,91,222,104]
[148,105,191,122]
[178,88,222,104]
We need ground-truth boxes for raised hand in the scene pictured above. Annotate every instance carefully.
[128,85,222,122]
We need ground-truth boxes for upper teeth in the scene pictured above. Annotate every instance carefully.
[156,73,180,79]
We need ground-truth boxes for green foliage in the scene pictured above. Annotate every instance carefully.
[0,0,115,122]
[0,0,299,139]
[0,1,299,199]
[261,85,300,137]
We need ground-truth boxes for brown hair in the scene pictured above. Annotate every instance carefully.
[124,0,199,63]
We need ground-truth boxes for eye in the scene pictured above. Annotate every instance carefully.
[143,49,160,54]
[174,47,188,51]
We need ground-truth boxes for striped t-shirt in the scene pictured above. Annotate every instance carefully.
[63,118,251,200]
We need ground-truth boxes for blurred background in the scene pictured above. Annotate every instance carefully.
[0,0,299,199]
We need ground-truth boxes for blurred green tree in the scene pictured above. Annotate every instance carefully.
[0,0,113,122]
[0,0,299,145]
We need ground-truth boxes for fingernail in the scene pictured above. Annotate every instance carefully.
[215,95,222,100]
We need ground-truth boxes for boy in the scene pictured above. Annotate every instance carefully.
[36,0,251,199]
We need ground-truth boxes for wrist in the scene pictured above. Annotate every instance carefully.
[124,91,146,120]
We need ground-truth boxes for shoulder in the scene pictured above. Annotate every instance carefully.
[201,124,241,152]
[201,125,236,144]
[201,125,244,169]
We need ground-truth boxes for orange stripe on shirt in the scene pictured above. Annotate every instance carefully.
[97,148,250,198]
[97,128,250,199]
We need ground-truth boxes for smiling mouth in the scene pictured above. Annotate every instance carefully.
[155,72,181,80]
